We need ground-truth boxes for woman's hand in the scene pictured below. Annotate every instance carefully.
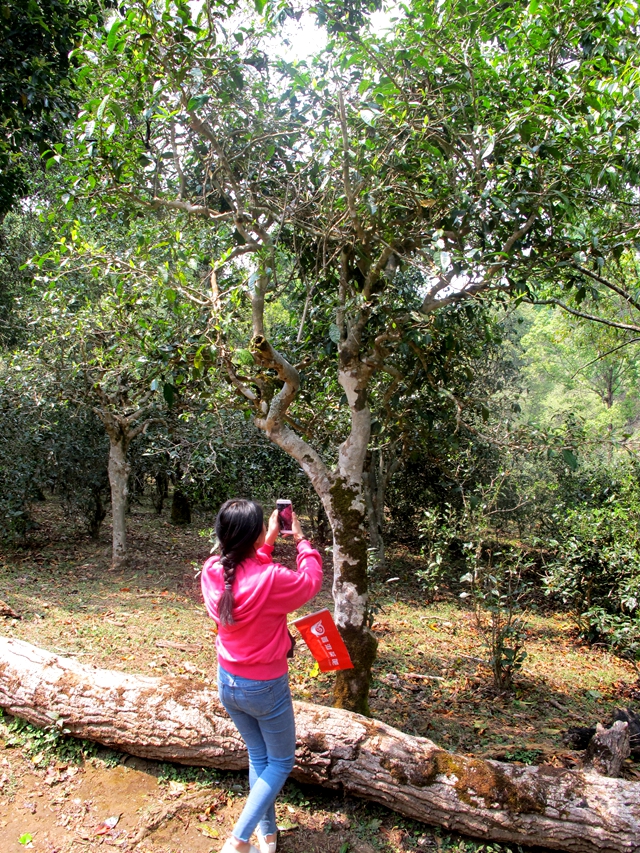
[265,509,280,547]
[291,512,305,545]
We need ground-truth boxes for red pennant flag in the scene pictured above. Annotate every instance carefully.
[292,609,353,672]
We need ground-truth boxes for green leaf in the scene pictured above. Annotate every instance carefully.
[186,94,210,112]
[233,349,255,366]
[19,835,33,846]
[562,449,578,471]
[329,323,341,344]
[109,102,124,123]
[96,94,110,121]
[163,383,175,407]
[106,19,123,51]
[254,0,267,13]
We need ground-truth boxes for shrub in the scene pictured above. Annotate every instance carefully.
[461,548,531,692]
[543,471,640,657]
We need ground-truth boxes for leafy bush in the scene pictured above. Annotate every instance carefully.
[416,493,531,690]
[136,409,322,525]
[0,370,52,539]
[416,504,464,593]
[0,361,110,539]
[461,549,531,692]
[543,468,640,656]
[583,607,640,667]
[46,405,110,537]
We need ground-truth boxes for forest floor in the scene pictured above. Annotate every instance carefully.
[0,500,639,853]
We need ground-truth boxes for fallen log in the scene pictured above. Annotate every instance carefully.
[0,637,638,853]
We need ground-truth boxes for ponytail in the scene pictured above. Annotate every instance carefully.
[218,554,238,627]
[215,499,264,627]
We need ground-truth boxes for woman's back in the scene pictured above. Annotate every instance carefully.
[201,540,322,680]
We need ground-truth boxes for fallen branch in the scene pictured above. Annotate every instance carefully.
[0,638,638,853]
[154,640,203,653]
[0,600,21,619]
[129,789,216,845]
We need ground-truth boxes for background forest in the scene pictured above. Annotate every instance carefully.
[2,0,640,849]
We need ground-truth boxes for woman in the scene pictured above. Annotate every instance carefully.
[201,499,323,853]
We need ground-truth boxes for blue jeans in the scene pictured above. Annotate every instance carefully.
[218,665,296,842]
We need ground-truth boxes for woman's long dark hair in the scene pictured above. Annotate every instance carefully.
[215,499,264,626]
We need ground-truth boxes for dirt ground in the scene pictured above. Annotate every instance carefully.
[0,745,410,853]
[0,500,639,852]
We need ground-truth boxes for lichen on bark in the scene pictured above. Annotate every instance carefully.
[329,477,368,581]
[333,622,378,716]
[328,476,378,715]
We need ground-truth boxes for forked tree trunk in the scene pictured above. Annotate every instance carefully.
[250,330,379,716]
[107,436,130,569]
[0,638,638,853]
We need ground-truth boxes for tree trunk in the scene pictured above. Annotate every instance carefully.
[95,392,156,569]
[170,488,191,525]
[0,638,638,853]
[87,488,107,539]
[107,436,130,569]
[363,451,386,570]
[324,364,379,715]
[327,477,378,716]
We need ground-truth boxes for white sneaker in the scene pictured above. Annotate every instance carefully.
[220,840,261,853]
[256,831,277,853]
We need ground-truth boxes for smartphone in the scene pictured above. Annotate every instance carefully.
[276,499,293,535]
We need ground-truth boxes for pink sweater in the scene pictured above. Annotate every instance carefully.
[201,540,323,680]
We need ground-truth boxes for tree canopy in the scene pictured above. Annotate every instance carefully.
[15,0,640,711]
[0,0,100,216]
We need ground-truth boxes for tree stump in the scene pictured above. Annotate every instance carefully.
[584,721,631,777]
[612,708,640,760]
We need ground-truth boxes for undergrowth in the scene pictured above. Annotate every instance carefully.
[0,708,121,766]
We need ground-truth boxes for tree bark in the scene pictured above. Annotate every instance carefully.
[363,451,386,570]
[325,363,379,715]
[94,388,157,570]
[584,722,630,778]
[1,638,638,853]
[327,476,378,716]
[107,435,130,569]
